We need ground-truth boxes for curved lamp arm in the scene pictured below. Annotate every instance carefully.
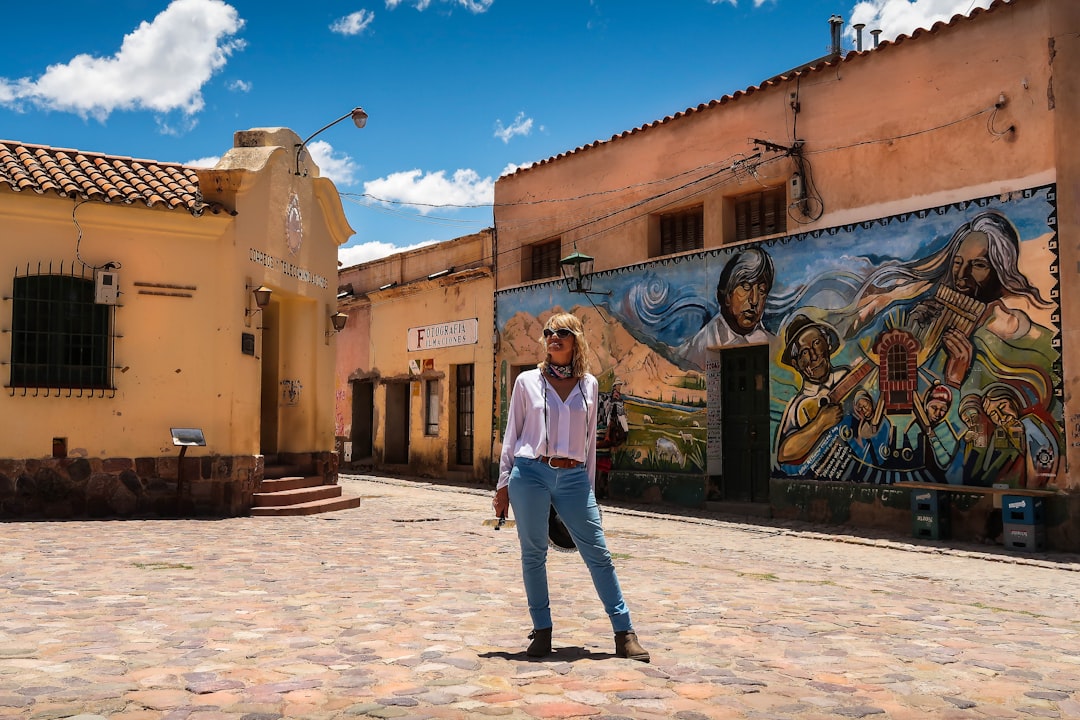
[295,107,368,176]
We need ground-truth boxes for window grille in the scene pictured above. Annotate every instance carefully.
[529,239,561,281]
[734,187,786,242]
[456,364,474,465]
[8,262,116,397]
[659,206,704,255]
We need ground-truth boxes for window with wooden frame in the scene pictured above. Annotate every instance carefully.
[526,238,561,282]
[733,187,786,242]
[658,206,704,256]
[9,269,115,393]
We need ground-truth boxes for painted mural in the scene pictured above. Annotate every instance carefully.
[495,184,1061,493]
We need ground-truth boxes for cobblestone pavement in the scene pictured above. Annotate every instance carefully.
[1,473,1079,720]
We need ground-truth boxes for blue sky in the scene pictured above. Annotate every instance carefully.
[1,0,992,267]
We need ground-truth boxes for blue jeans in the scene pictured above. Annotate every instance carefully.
[507,457,633,633]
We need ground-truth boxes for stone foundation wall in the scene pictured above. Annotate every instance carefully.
[770,478,1080,553]
[0,455,262,519]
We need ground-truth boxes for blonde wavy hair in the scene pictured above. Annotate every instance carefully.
[538,312,591,377]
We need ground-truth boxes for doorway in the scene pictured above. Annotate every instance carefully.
[384,382,410,464]
[258,301,280,455]
[351,380,374,462]
[454,364,475,466]
[719,345,771,503]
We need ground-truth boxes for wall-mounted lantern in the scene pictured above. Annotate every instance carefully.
[326,311,349,338]
[246,284,272,317]
[559,246,610,296]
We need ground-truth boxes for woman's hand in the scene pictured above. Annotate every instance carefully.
[492,486,510,518]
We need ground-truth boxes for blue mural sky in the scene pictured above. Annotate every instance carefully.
[497,186,1057,352]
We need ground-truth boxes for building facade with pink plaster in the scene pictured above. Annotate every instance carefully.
[491,0,1080,549]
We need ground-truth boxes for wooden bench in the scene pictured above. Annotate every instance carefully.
[892,481,1057,498]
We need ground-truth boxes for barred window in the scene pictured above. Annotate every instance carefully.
[659,206,704,255]
[528,239,561,281]
[455,364,474,466]
[734,187,786,242]
[424,379,440,436]
[10,271,114,391]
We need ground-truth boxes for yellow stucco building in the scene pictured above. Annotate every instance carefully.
[0,127,352,517]
[335,230,495,482]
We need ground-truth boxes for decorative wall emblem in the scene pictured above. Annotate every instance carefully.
[286,193,303,256]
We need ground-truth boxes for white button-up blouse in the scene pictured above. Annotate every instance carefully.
[497,368,598,490]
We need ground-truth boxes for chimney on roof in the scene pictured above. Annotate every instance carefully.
[853,23,865,52]
[828,15,844,56]
[871,28,882,48]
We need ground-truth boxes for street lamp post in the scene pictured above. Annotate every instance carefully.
[294,107,368,176]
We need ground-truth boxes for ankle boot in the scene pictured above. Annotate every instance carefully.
[526,627,552,657]
[614,631,650,663]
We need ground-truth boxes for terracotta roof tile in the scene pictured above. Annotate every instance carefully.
[506,0,1014,178]
[0,140,227,216]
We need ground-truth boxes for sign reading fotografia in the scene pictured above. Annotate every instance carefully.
[408,318,479,351]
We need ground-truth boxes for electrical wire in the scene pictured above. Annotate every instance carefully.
[342,195,485,227]
[344,155,755,212]
[986,106,1014,137]
[72,198,121,272]
[804,103,997,156]
[347,99,1006,276]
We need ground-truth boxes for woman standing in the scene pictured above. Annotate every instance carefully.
[493,312,649,662]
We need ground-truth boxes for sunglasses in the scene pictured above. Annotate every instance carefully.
[543,328,574,339]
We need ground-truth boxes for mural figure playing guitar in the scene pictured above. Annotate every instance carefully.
[775,315,851,466]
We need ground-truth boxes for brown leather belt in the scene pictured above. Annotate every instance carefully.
[538,455,584,469]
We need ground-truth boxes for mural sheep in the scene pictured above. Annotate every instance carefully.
[655,437,685,468]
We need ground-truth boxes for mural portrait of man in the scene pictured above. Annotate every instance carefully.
[775,314,850,466]
[979,382,1060,488]
[677,247,774,370]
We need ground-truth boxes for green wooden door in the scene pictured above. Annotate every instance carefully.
[720,345,771,502]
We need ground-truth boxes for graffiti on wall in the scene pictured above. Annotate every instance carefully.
[281,379,303,406]
[495,185,1061,490]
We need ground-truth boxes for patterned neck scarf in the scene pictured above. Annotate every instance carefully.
[544,361,574,380]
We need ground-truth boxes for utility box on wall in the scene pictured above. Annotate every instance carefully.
[94,270,119,304]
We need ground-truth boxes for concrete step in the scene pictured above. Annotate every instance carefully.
[253,484,342,507]
[250,495,362,517]
[263,464,312,480]
[259,476,322,493]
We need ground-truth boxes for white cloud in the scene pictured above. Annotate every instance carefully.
[156,114,199,137]
[500,161,534,177]
[307,140,361,186]
[494,112,534,144]
[187,144,357,182]
[228,79,251,92]
[363,169,494,214]
[0,0,244,122]
[848,0,993,44]
[331,10,376,35]
[707,0,775,6]
[385,0,494,12]
[339,239,436,267]
[185,155,221,168]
